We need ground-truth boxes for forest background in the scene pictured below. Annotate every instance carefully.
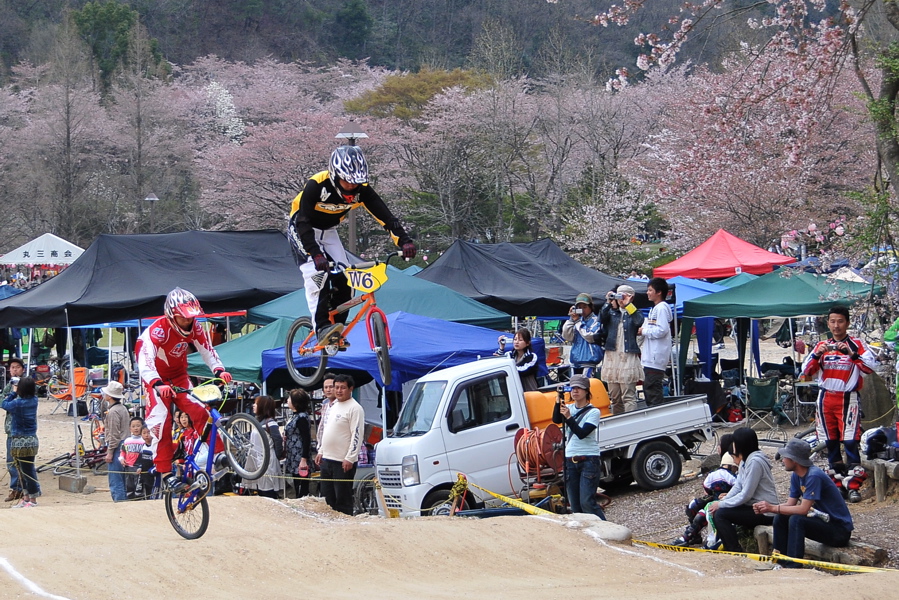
[0,0,896,292]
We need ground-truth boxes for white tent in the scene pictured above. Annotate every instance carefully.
[0,233,84,265]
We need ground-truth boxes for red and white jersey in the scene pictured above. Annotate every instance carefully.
[801,336,876,393]
[136,317,224,388]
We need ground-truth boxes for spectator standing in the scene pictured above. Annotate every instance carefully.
[3,357,25,502]
[600,285,645,414]
[120,417,146,500]
[2,377,40,507]
[316,373,338,448]
[284,389,313,498]
[497,328,539,392]
[103,381,131,502]
[315,374,365,515]
[800,305,876,501]
[244,395,284,499]
[708,427,779,552]
[135,426,156,499]
[639,278,672,407]
[753,438,853,567]
[561,293,604,376]
[552,374,606,520]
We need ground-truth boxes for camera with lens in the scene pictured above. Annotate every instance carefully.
[574,308,583,315]
[10,377,19,386]
[825,343,840,352]
[557,384,572,394]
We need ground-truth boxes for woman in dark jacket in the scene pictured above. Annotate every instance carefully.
[2,377,41,507]
[498,328,540,392]
[284,389,313,498]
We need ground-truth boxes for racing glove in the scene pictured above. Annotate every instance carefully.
[402,242,417,260]
[312,254,329,272]
[214,369,233,384]
[155,384,175,401]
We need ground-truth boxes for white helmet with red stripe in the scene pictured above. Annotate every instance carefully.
[164,287,203,337]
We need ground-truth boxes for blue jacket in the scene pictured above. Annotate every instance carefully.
[2,393,39,436]
[562,312,604,365]
[600,303,644,355]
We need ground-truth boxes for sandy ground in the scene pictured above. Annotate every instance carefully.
[1,337,897,599]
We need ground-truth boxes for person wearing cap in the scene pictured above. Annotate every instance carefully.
[552,374,606,520]
[102,380,131,502]
[562,293,604,376]
[600,284,644,414]
[3,357,25,502]
[753,438,853,567]
[672,452,739,546]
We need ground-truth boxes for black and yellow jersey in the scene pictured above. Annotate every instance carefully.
[287,171,410,259]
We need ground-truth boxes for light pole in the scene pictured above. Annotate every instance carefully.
[144,193,159,233]
[335,122,368,254]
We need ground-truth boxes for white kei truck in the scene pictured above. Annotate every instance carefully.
[374,356,713,517]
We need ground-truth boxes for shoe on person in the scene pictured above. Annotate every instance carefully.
[670,536,690,547]
[4,490,22,502]
[163,473,188,494]
[848,490,862,503]
[213,452,231,471]
[11,499,33,509]
[317,323,344,345]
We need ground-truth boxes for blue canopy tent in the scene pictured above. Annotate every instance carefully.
[0,286,23,300]
[247,265,510,329]
[263,311,546,391]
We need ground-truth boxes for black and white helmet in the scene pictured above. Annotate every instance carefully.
[329,145,369,194]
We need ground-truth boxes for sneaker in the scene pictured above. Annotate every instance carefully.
[4,490,22,502]
[848,490,862,503]
[11,500,34,509]
[213,452,231,471]
[163,474,188,494]
[317,323,344,345]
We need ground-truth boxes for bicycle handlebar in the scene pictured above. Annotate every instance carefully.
[332,250,403,272]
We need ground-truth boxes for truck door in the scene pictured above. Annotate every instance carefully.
[442,372,520,499]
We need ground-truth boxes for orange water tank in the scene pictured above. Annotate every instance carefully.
[524,379,611,430]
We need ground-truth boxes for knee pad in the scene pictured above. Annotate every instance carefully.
[844,466,867,491]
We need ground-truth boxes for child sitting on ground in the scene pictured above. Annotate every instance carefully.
[672,447,739,547]
[120,417,146,500]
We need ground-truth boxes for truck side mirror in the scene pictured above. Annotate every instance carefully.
[449,409,465,432]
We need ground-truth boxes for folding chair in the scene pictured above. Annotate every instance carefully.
[744,376,787,444]
[49,367,90,415]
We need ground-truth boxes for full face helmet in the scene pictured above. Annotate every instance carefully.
[328,145,369,203]
[164,287,203,337]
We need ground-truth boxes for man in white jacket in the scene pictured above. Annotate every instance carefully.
[638,277,672,406]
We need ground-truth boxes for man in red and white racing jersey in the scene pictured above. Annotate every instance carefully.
[801,305,876,501]
[136,288,232,492]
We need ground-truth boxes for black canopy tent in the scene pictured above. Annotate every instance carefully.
[414,238,648,316]
[0,230,302,328]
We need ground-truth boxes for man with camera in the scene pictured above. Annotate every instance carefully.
[600,285,644,415]
[552,374,606,520]
[801,305,876,501]
[561,293,604,376]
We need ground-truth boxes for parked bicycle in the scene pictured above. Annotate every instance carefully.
[163,381,270,540]
[38,426,109,476]
[285,251,398,387]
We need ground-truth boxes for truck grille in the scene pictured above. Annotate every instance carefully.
[383,494,401,510]
[378,468,402,488]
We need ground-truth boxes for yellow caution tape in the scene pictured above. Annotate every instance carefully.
[466,480,555,516]
[633,540,895,573]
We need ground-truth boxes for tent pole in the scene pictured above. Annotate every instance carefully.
[25,329,32,373]
[64,311,81,476]
[107,326,113,384]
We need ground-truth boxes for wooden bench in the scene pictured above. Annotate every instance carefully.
[753,525,887,567]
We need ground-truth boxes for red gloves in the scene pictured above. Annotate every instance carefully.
[312,254,329,271]
[155,384,175,401]
[215,369,233,384]
[402,242,417,259]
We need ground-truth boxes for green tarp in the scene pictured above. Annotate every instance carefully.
[246,265,511,329]
[683,271,883,318]
[187,318,295,384]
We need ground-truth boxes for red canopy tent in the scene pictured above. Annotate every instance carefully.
[654,229,796,280]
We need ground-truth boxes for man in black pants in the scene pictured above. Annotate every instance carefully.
[314,374,365,515]
[753,438,853,567]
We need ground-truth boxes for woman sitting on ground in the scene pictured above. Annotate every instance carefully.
[707,427,779,552]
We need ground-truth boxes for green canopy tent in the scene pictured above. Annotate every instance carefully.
[246,265,511,329]
[716,272,758,288]
[683,271,883,319]
[187,318,296,385]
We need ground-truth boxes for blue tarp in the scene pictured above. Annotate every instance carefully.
[0,286,23,300]
[262,311,546,391]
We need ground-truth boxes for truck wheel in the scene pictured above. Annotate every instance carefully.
[422,489,470,516]
[631,441,682,490]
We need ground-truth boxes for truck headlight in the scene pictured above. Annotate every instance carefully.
[401,455,420,486]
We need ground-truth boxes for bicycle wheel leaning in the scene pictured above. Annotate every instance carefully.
[37,453,72,473]
[164,490,209,540]
[221,413,271,480]
[285,316,328,386]
[369,311,392,386]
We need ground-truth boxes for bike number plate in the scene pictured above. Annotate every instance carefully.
[345,263,388,293]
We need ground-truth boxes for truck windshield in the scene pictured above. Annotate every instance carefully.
[392,380,447,437]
